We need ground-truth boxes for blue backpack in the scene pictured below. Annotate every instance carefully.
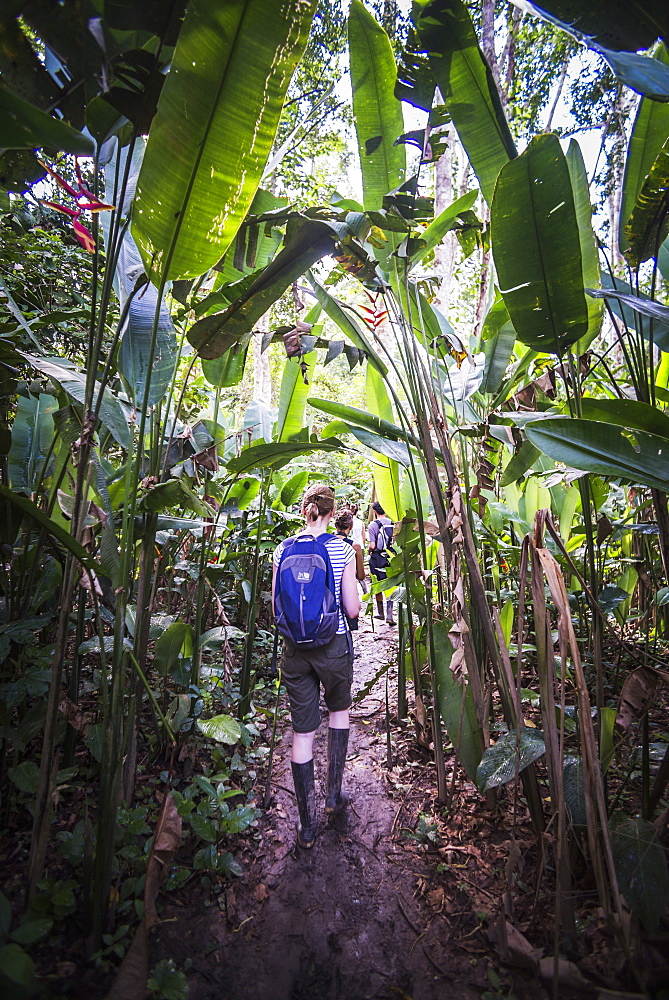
[274,533,339,647]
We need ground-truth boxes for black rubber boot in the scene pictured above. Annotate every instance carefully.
[291,759,317,848]
[386,599,395,625]
[325,727,349,816]
[375,595,385,620]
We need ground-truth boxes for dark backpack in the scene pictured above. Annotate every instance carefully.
[374,519,394,554]
[274,533,339,648]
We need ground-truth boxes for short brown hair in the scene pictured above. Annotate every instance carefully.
[302,483,335,522]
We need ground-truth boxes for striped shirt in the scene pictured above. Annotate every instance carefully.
[273,532,354,633]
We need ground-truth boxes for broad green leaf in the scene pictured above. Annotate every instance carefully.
[624,138,669,267]
[475,728,546,792]
[515,4,669,98]
[0,484,102,573]
[599,706,617,774]
[395,280,460,362]
[200,625,246,648]
[595,273,669,352]
[224,475,261,511]
[198,713,242,744]
[138,478,214,517]
[366,363,400,519]
[7,760,40,794]
[619,44,669,255]
[133,0,317,281]
[202,343,250,388]
[21,353,130,449]
[0,86,94,154]
[491,134,588,354]
[225,438,343,475]
[566,139,603,351]
[308,396,409,441]
[277,353,316,442]
[280,469,310,506]
[9,919,53,946]
[0,942,35,986]
[480,298,516,394]
[526,417,669,492]
[413,189,479,265]
[154,621,193,676]
[610,814,669,932]
[433,619,482,781]
[188,221,335,359]
[307,272,387,375]
[500,440,541,487]
[347,425,411,467]
[659,234,669,279]
[8,393,57,495]
[348,0,406,212]
[412,0,516,204]
[579,397,669,437]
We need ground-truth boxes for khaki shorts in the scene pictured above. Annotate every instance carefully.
[281,632,353,733]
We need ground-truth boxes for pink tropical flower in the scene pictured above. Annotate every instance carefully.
[38,158,114,253]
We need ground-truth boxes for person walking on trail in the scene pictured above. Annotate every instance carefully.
[368,500,395,626]
[272,484,360,849]
[347,502,365,550]
[334,509,365,588]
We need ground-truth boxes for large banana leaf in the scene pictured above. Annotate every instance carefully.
[579,397,669,436]
[188,220,335,359]
[513,3,669,99]
[201,343,249,388]
[133,0,317,281]
[411,189,478,265]
[276,352,316,443]
[307,272,387,375]
[103,141,177,408]
[433,619,482,781]
[366,363,400,519]
[594,273,669,351]
[491,134,588,354]
[412,0,516,204]
[0,85,94,153]
[225,438,343,475]
[307,396,409,442]
[348,0,406,213]
[480,297,516,395]
[0,484,102,573]
[21,354,131,449]
[526,416,669,492]
[624,138,669,266]
[8,393,57,495]
[566,139,603,351]
[619,44,669,256]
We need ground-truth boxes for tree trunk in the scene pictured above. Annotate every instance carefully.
[253,328,272,405]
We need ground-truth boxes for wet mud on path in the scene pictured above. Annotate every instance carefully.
[154,618,542,1000]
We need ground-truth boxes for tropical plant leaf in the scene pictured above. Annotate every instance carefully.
[595,273,669,352]
[8,393,57,495]
[307,271,387,375]
[476,727,546,792]
[491,134,588,354]
[624,139,669,267]
[526,416,669,492]
[307,396,408,442]
[225,438,343,475]
[509,1,668,53]
[480,299,517,395]
[566,139,603,350]
[0,85,94,154]
[433,619,482,781]
[198,713,242,744]
[500,440,542,487]
[579,397,669,437]
[201,342,250,388]
[0,484,102,573]
[154,621,193,677]
[133,0,316,281]
[365,363,400,518]
[21,353,131,449]
[347,425,411,467]
[276,352,316,443]
[412,0,517,204]
[348,0,406,212]
[610,814,669,932]
[619,44,669,255]
[412,189,479,264]
[188,220,335,359]
[280,470,310,506]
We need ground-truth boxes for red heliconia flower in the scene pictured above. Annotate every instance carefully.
[38,158,114,253]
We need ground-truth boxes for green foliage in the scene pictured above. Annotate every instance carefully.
[475,729,546,792]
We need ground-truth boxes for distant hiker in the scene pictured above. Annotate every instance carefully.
[272,483,360,849]
[367,500,395,625]
[334,509,365,591]
[347,502,366,550]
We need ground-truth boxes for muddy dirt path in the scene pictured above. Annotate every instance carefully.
[156,618,490,1000]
